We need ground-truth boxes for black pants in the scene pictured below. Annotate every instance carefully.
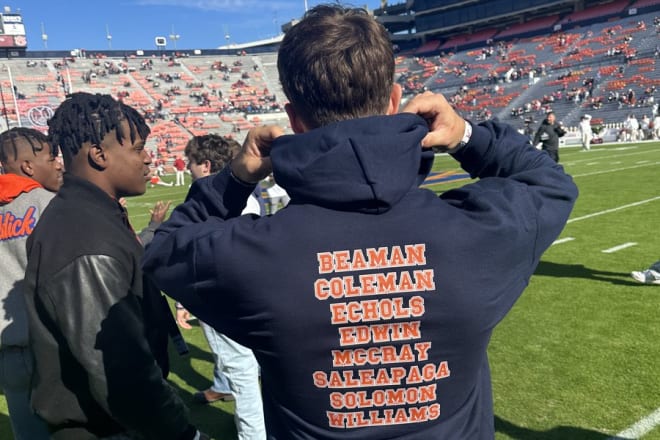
[544,148,559,162]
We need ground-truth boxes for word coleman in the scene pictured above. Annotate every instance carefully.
[0,207,38,241]
[313,244,452,428]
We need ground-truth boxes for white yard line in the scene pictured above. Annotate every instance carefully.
[601,242,637,253]
[566,147,657,165]
[567,196,660,223]
[572,162,660,178]
[607,407,660,439]
[552,237,575,245]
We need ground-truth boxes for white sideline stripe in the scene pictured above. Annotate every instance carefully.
[552,237,575,245]
[608,407,660,440]
[567,196,660,223]
[132,212,155,218]
[572,161,660,178]
[601,242,637,253]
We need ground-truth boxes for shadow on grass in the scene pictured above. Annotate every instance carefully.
[169,337,215,391]
[534,261,640,286]
[168,340,237,439]
[495,415,612,439]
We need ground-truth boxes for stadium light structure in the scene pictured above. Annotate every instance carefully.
[106,25,112,50]
[41,23,48,49]
[169,26,180,50]
[224,25,231,47]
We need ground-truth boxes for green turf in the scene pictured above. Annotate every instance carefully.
[2,142,660,439]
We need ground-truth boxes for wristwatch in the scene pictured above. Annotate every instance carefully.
[456,120,472,149]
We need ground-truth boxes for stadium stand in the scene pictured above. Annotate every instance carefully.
[0,0,658,164]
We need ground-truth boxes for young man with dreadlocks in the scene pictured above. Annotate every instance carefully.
[23,92,206,440]
[144,5,577,438]
[0,127,62,440]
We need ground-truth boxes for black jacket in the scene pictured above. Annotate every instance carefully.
[24,174,195,440]
[533,119,566,151]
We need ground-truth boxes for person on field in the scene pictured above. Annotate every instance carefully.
[0,127,62,440]
[631,260,660,285]
[532,111,566,162]
[143,6,577,438]
[23,92,206,440]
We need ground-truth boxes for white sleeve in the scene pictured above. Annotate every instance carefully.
[241,194,261,216]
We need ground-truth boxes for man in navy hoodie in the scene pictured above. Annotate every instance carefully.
[143,5,578,439]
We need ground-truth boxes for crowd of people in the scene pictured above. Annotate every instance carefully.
[0,5,654,440]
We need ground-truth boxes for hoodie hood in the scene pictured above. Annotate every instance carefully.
[270,113,431,213]
[0,174,42,204]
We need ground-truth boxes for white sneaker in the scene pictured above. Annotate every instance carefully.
[630,269,660,285]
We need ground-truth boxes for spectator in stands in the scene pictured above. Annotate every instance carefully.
[0,127,62,440]
[173,155,186,186]
[181,133,266,439]
[23,92,206,440]
[532,111,566,162]
[142,5,577,438]
[631,260,660,285]
[579,114,593,151]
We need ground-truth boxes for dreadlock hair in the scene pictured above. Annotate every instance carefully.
[0,127,54,167]
[48,92,150,169]
[184,134,240,173]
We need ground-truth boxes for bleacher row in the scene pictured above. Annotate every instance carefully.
[0,52,290,167]
[395,8,659,132]
[0,4,657,169]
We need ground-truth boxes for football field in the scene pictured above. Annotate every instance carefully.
[1,140,659,439]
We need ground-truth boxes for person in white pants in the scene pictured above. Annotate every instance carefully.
[579,114,593,151]
[178,134,266,440]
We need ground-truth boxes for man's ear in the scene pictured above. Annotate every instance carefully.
[87,144,108,170]
[203,159,212,175]
[285,103,307,134]
[387,83,403,115]
[19,160,34,177]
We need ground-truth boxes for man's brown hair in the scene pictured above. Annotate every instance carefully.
[184,134,240,173]
[277,4,395,129]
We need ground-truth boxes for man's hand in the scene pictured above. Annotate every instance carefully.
[150,200,172,224]
[230,125,285,183]
[401,92,466,151]
[176,308,192,330]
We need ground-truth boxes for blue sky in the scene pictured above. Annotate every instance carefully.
[14,0,384,51]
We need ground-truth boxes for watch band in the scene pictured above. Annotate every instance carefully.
[457,120,472,149]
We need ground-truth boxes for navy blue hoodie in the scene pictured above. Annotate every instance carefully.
[143,113,577,439]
